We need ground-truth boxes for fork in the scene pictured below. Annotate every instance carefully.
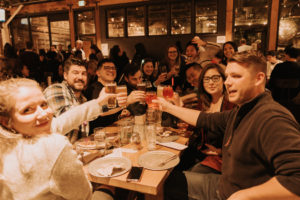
[158,155,177,167]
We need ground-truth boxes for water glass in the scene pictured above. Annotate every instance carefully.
[146,108,157,123]
[145,123,156,151]
[119,125,133,145]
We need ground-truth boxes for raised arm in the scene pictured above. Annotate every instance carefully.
[52,89,127,135]
[156,97,200,126]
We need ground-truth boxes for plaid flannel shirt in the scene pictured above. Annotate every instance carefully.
[44,81,88,143]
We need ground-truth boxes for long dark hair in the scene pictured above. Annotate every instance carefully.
[109,45,121,60]
[198,63,226,110]
[141,57,155,81]
[222,41,237,65]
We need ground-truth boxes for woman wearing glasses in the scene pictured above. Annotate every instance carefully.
[164,63,235,199]
[158,45,186,92]
[189,63,235,173]
[178,63,235,173]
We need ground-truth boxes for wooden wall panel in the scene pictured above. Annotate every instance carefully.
[225,0,233,42]
[268,0,280,50]
[9,0,148,15]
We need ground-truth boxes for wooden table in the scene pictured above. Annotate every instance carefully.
[84,127,188,200]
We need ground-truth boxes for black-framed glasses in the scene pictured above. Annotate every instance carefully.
[203,75,221,83]
[103,66,116,71]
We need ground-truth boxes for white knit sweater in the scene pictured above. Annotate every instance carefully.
[0,131,92,200]
[0,99,105,200]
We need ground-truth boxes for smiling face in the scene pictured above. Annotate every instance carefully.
[186,45,198,60]
[203,68,224,97]
[143,61,154,76]
[186,67,202,87]
[224,62,259,106]
[64,65,87,92]
[11,86,53,136]
[168,47,178,61]
[96,62,116,84]
[223,43,236,59]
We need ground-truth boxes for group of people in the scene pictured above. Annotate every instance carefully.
[0,35,300,200]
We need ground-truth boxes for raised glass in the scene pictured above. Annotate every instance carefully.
[105,82,117,108]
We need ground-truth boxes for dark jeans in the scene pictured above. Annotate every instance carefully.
[164,170,221,200]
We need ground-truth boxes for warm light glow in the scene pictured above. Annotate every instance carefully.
[278,19,297,43]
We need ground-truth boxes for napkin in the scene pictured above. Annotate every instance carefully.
[96,164,124,177]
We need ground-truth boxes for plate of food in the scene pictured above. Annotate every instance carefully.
[156,130,179,143]
[88,157,131,177]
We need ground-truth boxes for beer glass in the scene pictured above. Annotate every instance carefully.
[105,82,117,108]
[137,82,146,104]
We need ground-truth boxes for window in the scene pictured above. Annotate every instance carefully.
[107,9,125,37]
[234,0,269,26]
[30,17,50,51]
[127,6,145,36]
[50,20,70,50]
[171,2,191,35]
[77,11,95,35]
[278,0,300,47]
[148,5,167,36]
[11,18,30,50]
[195,0,217,33]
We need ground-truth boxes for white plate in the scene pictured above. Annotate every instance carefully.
[138,151,180,170]
[88,157,131,177]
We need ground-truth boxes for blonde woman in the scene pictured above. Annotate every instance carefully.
[0,78,126,200]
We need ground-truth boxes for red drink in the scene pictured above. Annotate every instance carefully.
[145,92,157,107]
[163,86,174,99]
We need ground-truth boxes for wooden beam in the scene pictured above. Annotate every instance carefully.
[9,0,148,15]
[268,0,280,50]
[68,5,76,48]
[225,0,233,42]
[95,2,101,48]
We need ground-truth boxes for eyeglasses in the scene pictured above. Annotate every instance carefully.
[168,51,177,54]
[103,66,116,71]
[203,75,221,83]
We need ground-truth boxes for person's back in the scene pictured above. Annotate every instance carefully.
[0,132,92,200]
[268,61,300,101]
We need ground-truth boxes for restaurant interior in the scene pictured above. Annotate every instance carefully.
[0,0,299,200]
[0,0,299,58]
